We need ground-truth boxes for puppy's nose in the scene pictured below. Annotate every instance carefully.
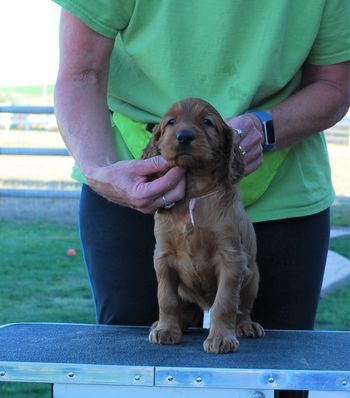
[176,130,195,144]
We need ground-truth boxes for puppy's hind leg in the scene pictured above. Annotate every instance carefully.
[149,261,183,345]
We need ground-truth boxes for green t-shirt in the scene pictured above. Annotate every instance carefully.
[53,0,350,222]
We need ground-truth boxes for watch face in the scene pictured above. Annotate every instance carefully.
[265,120,275,144]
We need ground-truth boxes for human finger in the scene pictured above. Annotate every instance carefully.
[227,114,264,175]
[131,169,186,214]
[131,155,171,176]
[151,173,186,211]
[132,175,186,214]
[133,163,186,200]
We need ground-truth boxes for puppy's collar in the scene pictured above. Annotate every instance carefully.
[188,189,225,227]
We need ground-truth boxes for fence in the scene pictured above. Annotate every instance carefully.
[1,106,350,201]
[0,106,80,218]
[0,105,57,131]
[325,115,350,146]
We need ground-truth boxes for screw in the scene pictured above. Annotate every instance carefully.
[167,375,174,382]
[134,375,141,381]
[341,379,348,387]
[196,376,203,383]
[252,392,265,398]
[0,371,6,377]
[268,377,275,384]
[67,372,75,378]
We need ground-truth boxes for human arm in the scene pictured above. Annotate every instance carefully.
[54,10,185,213]
[227,61,350,175]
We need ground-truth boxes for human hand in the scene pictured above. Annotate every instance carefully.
[85,156,186,214]
[226,114,264,176]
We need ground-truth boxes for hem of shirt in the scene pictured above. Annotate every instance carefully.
[307,50,350,66]
[247,193,335,223]
[71,165,87,185]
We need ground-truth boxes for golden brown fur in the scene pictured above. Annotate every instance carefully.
[143,98,264,353]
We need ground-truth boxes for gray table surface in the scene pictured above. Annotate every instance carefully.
[0,323,349,371]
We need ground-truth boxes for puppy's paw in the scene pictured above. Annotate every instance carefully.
[149,325,182,345]
[203,333,239,354]
[236,321,265,338]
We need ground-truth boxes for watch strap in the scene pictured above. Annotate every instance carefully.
[246,109,275,152]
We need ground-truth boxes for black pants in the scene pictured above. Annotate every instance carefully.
[79,184,330,398]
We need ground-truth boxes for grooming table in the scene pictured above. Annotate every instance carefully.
[0,323,349,398]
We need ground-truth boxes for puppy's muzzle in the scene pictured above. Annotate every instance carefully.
[176,129,195,144]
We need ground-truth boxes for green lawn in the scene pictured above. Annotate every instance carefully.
[0,219,349,397]
[317,282,350,331]
[329,235,350,258]
[316,236,350,331]
[0,221,94,398]
[0,222,95,325]
[331,200,350,227]
[0,85,55,105]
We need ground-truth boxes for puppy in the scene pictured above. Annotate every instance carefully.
[143,98,264,353]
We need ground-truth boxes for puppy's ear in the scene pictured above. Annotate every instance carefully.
[142,124,161,159]
[225,126,245,184]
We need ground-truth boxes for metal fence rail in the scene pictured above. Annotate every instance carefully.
[0,147,69,156]
[325,118,350,145]
[1,106,349,199]
[0,148,69,156]
[0,105,54,114]
[0,106,75,199]
[0,105,67,155]
[0,105,56,131]
[0,189,80,199]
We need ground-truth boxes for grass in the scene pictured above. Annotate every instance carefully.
[329,236,350,259]
[0,218,349,397]
[0,222,95,325]
[316,236,350,331]
[316,207,350,332]
[0,221,94,398]
[0,85,54,105]
[316,283,350,331]
[0,84,55,97]
[331,200,350,227]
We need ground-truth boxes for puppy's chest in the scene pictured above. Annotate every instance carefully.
[156,193,235,270]
[175,225,219,258]
[160,217,223,274]
[169,226,220,297]
[156,203,234,305]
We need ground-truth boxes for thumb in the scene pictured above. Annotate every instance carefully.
[133,156,172,176]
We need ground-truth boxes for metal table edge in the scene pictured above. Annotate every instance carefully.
[0,360,154,386]
[155,366,350,392]
[0,322,149,330]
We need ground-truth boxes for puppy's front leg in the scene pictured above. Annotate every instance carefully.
[149,260,182,345]
[204,257,246,353]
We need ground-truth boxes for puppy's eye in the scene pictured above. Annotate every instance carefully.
[167,118,176,126]
[203,118,213,126]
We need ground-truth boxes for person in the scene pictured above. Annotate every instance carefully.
[53,1,350,397]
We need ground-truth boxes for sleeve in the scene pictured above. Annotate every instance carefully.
[52,0,135,38]
[307,0,350,65]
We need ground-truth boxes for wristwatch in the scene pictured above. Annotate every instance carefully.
[246,109,275,152]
